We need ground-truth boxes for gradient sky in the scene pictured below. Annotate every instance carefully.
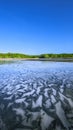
[0,0,73,54]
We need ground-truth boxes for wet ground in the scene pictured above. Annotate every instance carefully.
[0,61,73,130]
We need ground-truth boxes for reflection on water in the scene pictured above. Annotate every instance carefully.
[0,61,73,130]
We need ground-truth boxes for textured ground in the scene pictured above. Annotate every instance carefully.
[0,61,73,130]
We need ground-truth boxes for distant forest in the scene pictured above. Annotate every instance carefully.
[0,53,73,58]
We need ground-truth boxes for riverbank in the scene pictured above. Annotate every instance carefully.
[0,58,73,62]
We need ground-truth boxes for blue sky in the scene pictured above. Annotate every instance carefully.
[0,0,73,54]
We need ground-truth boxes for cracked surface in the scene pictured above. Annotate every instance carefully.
[0,61,73,130]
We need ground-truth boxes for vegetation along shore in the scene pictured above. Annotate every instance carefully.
[0,53,73,62]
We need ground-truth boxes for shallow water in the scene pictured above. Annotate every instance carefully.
[0,61,73,130]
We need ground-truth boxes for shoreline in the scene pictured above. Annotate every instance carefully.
[0,58,73,62]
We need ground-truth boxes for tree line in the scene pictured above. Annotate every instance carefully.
[0,53,73,58]
[39,53,73,58]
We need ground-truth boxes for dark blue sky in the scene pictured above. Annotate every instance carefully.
[0,0,73,54]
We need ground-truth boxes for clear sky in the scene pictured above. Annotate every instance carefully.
[0,0,73,54]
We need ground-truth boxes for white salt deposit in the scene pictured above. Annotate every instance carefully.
[7,103,13,108]
[44,88,49,98]
[13,108,25,119]
[4,95,13,100]
[36,87,40,95]
[55,101,70,129]
[31,112,40,121]
[32,95,42,108]
[59,92,73,108]
[15,98,25,103]
[67,98,73,108]
[52,88,56,96]
[22,90,35,97]
[51,95,56,104]
[45,99,51,108]
[41,110,54,130]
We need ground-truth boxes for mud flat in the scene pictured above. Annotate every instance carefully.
[0,61,73,130]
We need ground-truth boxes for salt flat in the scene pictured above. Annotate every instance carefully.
[0,61,73,130]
